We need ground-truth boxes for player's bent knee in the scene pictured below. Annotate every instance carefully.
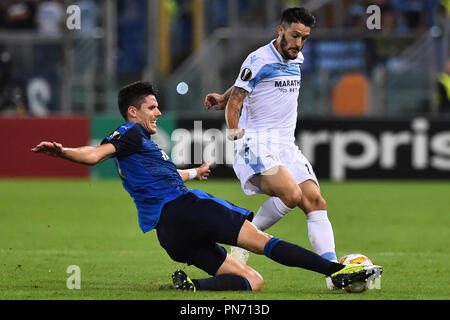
[238,263,264,291]
[321,197,327,209]
[280,189,302,208]
[250,277,264,291]
[245,270,264,291]
[237,220,272,254]
[311,195,327,210]
[301,193,327,212]
[290,190,303,208]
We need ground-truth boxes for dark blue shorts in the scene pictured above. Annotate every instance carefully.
[156,189,254,276]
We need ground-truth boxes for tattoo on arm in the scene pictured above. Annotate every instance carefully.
[226,87,248,128]
[229,87,248,110]
[222,86,234,102]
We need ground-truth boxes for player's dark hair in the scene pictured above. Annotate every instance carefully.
[280,7,316,28]
[118,81,157,121]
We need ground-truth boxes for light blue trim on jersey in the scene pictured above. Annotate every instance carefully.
[248,63,301,89]
[188,189,252,217]
[237,144,266,174]
[269,43,283,62]
[321,252,338,262]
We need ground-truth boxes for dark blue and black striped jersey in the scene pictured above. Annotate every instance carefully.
[101,122,188,232]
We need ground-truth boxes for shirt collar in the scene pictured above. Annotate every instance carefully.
[269,39,304,64]
[137,123,151,138]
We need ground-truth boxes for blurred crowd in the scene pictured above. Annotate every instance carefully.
[0,0,449,115]
[0,0,100,115]
[0,0,67,35]
[0,0,100,35]
[344,0,448,33]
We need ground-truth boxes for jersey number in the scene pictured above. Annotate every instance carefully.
[161,150,170,161]
[305,164,312,175]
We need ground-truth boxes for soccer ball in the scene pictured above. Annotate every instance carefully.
[339,253,373,293]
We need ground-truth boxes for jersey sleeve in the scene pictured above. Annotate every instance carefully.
[233,53,266,93]
[101,123,142,158]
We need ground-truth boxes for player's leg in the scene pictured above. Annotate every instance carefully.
[230,165,300,263]
[214,253,264,290]
[249,196,293,231]
[173,243,263,291]
[298,179,337,262]
[178,219,340,292]
[267,149,337,263]
[169,190,262,291]
[230,166,299,263]
[174,219,383,291]
[297,179,338,290]
[168,189,330,291]
[249,165,301,230]
[247,178,338,264]
[251,165,302,207]
[236,220,383,289]
[237,220,343,276]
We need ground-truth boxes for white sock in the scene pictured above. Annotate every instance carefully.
[306,210,337,262]
[252,197,293,231]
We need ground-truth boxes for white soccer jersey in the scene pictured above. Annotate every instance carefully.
[234,39,304,144]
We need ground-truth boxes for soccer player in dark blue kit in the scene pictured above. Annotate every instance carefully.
[32,81,382,292]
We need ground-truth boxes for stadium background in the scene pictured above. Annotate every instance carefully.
[1,0,450,301]
[1,0,450,180]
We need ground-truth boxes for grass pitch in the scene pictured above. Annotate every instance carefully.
[0,179,449,300]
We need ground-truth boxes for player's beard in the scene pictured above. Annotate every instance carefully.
[280,33,300,60]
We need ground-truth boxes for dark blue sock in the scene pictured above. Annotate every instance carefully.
[264,237,343,276]
[192,274,252,291]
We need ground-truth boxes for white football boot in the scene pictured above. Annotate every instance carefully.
[326,276,338,290]
[230,246,250,264]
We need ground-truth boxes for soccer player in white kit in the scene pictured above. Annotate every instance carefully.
[205,7,338,289]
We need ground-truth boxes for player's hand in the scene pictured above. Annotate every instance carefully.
[195,162,211,180]
[204,93,226,110]
[31,141,65,158]
[226,128,245,141]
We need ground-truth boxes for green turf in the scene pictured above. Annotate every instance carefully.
[0,179,449,300]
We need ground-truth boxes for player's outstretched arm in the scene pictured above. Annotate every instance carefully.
[31,141,116,166]
[225,86,248,140]
[204,86,233,110]
[177,163,211,182]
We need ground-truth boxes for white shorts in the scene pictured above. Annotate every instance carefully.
[233,136,319,195]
